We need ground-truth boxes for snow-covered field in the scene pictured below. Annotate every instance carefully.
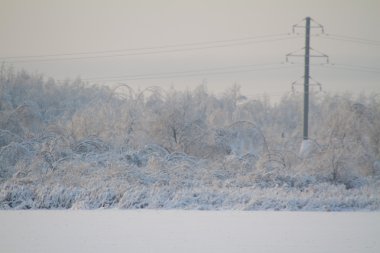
[0,210,379,253]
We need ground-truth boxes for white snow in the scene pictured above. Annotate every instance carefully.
[0,210,379,253]
[1,67,380,211]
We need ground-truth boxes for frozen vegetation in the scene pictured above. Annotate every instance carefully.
[0,66,379,210]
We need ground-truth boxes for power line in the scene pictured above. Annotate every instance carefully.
[2,19,377,98]
[325,33,380,44]
[84,66,297,82]
[0,33,296,62]
[290,62,380,71]
[319,36,380,46]
[331,63,380,71]
[317,34,380,46]
[83,63,283,81]
[315,64,380,74]
[3,36,298,63]
[82,64,297,82]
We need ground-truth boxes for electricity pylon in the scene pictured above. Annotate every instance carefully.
[286,17,328,140]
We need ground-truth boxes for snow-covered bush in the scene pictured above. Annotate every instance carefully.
[0,66,379,210]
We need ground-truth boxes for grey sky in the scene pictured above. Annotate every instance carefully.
[1,0,379,99]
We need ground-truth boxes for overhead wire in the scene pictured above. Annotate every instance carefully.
[82,63,284,81]
[0,33,290,59]
[3,36,298,63]
[1,33,298,63]
[2,27,378,85]
[316,33,380,46]
[325,33,380,44]
[82,64,297,82]
[331,63,380,71]
[288,62,380,71]
[314,63,380,73]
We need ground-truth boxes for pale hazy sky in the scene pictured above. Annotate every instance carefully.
[0,0,379,99]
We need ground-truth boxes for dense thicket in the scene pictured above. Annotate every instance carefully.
[0,66,379,210]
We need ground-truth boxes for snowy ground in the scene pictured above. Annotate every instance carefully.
[1,210,379,253]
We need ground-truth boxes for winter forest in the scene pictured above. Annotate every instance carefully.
[0,66,379,211]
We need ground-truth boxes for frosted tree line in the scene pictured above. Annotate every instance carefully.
[0,66,379,210]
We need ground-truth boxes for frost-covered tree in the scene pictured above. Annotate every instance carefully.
[0,66,379,210]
